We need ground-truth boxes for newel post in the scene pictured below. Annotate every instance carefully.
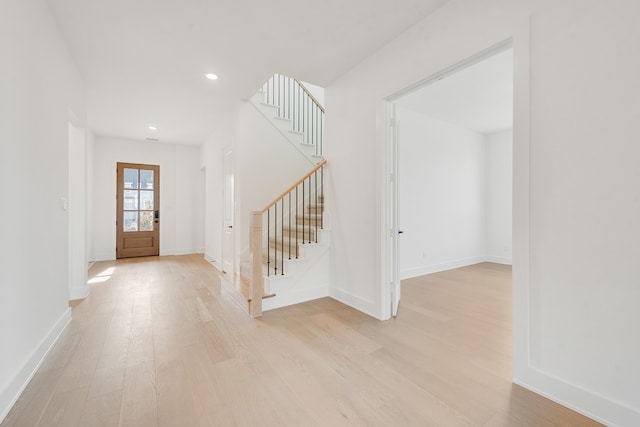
[249,211,263,317]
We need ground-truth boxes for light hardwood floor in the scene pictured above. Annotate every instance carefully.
[2,256,601,426]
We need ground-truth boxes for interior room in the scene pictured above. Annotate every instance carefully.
[395,47,513,278]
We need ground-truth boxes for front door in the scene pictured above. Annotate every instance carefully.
[116,162,160,258]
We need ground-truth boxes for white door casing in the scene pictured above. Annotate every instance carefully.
[222,147,234,274]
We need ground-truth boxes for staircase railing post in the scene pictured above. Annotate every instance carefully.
[249,211,263,317]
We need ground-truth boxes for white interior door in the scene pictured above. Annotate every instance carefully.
[390,106,401,317]
[222,147,234,274]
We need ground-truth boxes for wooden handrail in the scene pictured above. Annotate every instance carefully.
[260,160,327,213]
[294,79,325,114]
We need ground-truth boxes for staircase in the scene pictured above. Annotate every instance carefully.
[243,160,329,316]
[228,74,329,317]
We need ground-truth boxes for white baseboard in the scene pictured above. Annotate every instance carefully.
[204,253,223,272]
[515,366,640,427]
[329,287,382,320]
[0,308,71,424]
[400,256,488,280]
[485,255,512,265]
[96,248,205,261]
[173,248,205,256]
[68,286,89,301]
[263,284,329,312]
[94,252,114,262]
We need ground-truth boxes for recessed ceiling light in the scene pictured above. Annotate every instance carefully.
[148,126,157,130]
[205,73,218,80]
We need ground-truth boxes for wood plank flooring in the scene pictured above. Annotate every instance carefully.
[1,257,601,426]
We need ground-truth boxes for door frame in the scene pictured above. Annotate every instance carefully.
[380,38,522,319]
[116,162,161,258]
[221,146,234,274]
[68,113,88,301]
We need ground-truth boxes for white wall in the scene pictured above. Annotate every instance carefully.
[397,108,487,278]
[326,0,640,425]
[486,129,512,264]
[0,0,86,421]
[93,136,204,260]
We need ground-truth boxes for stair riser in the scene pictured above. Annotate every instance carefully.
[268,241,301,254]
[296,219,323,226]
[306,206,324,214]
[281,229,316,240]
[263,247,303,262]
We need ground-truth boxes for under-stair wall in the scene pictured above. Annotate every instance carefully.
[235,101,317,266]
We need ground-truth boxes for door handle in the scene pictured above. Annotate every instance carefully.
[398,230,404,234]
[227,225,233,229]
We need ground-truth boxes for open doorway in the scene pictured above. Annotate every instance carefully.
[385,41,513,316]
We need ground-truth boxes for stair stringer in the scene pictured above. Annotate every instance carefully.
[250,91,323,165]
[262,230,330,311]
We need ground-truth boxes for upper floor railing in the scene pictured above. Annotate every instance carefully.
[262,74,324,156]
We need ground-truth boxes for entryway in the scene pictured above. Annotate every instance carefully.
[116,162,160,258]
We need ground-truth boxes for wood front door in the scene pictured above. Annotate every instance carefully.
[116,163,160,258]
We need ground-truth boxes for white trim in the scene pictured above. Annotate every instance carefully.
[0,308,71,424]
[95,248,206,261]
[378,100,395,320]
[173,248,205,256]
[484,256,512,265]
[400,256,489,280]
[94,252,114,262]
[380,39,515,322]
[515,367,640,427]
[386,40,514,103]
[204,253,223,272]
[330,288,382,320]
[69,286,89,301]
[263,285,329,312]
[511,14,531,395]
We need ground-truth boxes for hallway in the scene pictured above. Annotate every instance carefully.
[2,257,600,426]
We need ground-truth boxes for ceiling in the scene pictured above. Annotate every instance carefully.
[46,0,449,144]
[396,48,513,135]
